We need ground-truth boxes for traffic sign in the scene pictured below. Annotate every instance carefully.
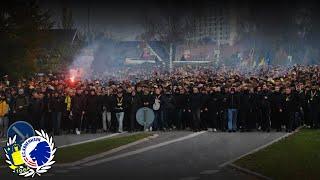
[7,121,35,144]
[136,107,155,129]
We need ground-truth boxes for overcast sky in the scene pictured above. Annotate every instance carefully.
[39,0,320,40]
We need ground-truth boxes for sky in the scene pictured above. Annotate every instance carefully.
[39,0,320,40]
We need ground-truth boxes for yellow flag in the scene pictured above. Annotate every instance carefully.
[258,57,265,66]
[252,60,256,68]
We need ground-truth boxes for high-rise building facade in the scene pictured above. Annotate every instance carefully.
[188,1,238,45]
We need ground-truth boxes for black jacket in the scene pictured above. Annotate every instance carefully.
[259,91,271,112]
[283,93,299,112]
[140,94,153,108]
[227,93,240,109]
[307,90,320,109]
[87,95,99,114]
[72,94,86,113]
[208,92,223,112]
[50,96,64,112]
[271,92,284,112]
[174,93,189,110]
[162,93,175,110]
[112,95,128,113]
[239,91,251,110]
[103,94,113,111]
[189,93,203,110]
[129,94,141,111]
[29,97,45,115]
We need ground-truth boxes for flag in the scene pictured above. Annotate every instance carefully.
[252,60,256,68]
[258,57,265,66]
[266,52,271,65]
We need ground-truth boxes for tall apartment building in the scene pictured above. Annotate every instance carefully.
[188,1,238,45]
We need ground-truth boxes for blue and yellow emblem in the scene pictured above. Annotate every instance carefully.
[4,129,56,178]
[3,143,30,174]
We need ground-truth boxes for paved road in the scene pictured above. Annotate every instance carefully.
[2,131,287,180]
[0,131,119,147]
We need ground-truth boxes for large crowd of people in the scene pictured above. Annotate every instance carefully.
[0,65,320,137]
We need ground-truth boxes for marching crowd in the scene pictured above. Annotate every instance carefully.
[0,65,320,137]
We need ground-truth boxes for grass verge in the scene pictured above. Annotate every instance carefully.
[234,129,320,180]
[55,132,152,163]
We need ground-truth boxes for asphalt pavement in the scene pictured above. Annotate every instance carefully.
[1,131,287,180]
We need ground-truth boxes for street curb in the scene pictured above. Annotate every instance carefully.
[58,132,123,148]
[55,133,159,167]
[226,126,304,180]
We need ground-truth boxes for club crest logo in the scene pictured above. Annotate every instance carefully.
[4,130,56,178]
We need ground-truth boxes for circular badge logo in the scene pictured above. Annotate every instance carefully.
[20,136,52,169]
[4,130,56,177]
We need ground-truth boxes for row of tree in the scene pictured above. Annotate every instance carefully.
[0,0,83,79]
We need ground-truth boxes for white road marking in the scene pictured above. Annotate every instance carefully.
[58,132,123,148]
[83,131,206,167]
[56,134,159,168]
[219,132,292,167]
[199,169,220,175]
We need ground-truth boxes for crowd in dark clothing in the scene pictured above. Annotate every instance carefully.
[0,65,320,136]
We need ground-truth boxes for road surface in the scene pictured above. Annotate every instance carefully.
[2,131,287,180]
